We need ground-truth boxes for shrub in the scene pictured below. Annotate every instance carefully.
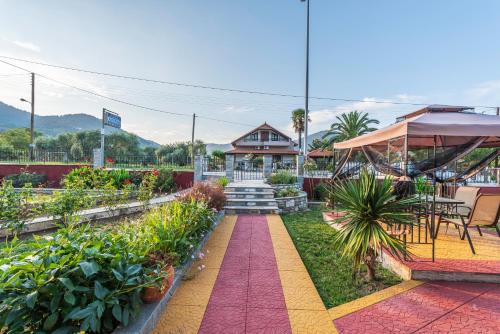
[143,200,214,266]
[4,171,46,188]
[178,182,226,211]
[277,187,299,198]
[215,176,229,188]
[0,181,38,233]
[268,171,297,185]
[47,188,94,224]
[109,169,131,189]
[0,225,160,333]
[62,167,113,189]
[155,167,176,193]
[137,171,159,204]
[314,182,328,201]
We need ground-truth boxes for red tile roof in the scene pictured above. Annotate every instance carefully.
[225,147,298,155]
[308,148,333,157]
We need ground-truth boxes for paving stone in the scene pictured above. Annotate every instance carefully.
[248,284,287,309]
[198,306,246,334]
[246,307,292,334]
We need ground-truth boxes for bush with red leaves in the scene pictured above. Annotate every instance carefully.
[178,182,226,211]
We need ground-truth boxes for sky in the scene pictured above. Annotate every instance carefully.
[1,0,500,145]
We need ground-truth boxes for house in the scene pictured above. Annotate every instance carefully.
[225,122,298,169]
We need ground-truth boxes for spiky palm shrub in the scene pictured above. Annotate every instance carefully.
[332,169,415,281]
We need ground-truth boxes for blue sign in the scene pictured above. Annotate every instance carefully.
[104,110,121,129]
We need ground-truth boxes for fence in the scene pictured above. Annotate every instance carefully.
[106,154,192,170]
[202,156,225,173]
[0,148,92,164]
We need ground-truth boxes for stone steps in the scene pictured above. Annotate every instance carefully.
[224,181,278,215]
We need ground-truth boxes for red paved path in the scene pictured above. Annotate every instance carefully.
[198,215,292,333]
[334,281,500,334]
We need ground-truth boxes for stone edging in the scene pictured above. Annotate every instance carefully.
[275,191,308,213]
[113,211,225,334]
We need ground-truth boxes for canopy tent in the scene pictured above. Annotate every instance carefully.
[330,109,500,261]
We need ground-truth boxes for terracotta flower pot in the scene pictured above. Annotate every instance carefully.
[141,265,175,303]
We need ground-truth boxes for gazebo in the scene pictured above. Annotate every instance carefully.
[331,106,500,260]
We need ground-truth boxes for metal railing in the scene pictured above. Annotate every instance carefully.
[0,148,92,164]
[202,156,225,173]
[106,155,192,169]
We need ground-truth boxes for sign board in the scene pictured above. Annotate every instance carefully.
[103,110,121,129]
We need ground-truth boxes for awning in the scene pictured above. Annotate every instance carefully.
[334,112,500,149]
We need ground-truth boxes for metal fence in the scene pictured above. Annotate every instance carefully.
[106,155,192,169]
[0,149,92,164]
[202,156,225,173]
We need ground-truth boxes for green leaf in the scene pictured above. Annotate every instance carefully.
[126,264,142,276]
[94,281,109,300]
[112,268,124,281]
[64,291,76,305]
[67,307,93,320]
[50,293,62,312]
[26,291,38,309]
[58,277,75,291]
[79,261,99,277]
[51,326,77,334]
[112,304,122,322]
[43,312,58,331]
[122,307,130,326]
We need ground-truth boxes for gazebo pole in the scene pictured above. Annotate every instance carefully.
[431,135,437,262]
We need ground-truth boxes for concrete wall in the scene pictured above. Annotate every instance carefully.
[0,164,90,188]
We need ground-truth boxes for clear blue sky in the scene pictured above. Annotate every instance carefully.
[1,0,500,144]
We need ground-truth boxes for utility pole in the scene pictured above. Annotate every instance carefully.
[302,0,310,158]
[101,108,106,167]
[30,72,35,160]
[191,113,196,167]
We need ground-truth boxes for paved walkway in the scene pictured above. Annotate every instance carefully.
[154,214,500,333]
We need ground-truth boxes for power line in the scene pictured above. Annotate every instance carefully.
[0,59,258,128]
[1,55,497,110]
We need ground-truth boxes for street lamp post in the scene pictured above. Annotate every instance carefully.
[301,0,310,158]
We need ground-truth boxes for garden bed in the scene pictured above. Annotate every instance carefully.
[281,208,402,308]
[275,191,308,213]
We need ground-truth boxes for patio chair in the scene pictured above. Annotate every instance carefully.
[437,194,500,254]
[436,186,479,236]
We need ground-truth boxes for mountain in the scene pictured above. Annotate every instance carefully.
[305,130,329,146]
[0,101,159,147]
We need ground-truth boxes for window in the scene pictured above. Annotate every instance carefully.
[250,132,258,141]
[271,132,279,141]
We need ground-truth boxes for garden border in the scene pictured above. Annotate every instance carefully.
[113,211,225,334]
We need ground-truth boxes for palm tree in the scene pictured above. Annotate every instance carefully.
[291,108,310,153]
[322,110,379,147]
[308,138,330,151]
[332,169,415,281]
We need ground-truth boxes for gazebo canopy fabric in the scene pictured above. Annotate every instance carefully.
[334,112,500,150]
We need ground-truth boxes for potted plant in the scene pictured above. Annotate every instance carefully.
[141,251,176,303]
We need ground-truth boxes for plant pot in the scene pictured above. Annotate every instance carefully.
[141,265,175,303]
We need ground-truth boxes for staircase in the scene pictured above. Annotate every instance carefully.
[224,181,279,215]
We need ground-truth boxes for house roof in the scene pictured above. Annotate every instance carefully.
[308,148,333,157]
[225,147,299,155]
[396,104,474,121]
[231,122,296,146]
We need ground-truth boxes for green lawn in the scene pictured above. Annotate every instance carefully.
[281,208,402,308]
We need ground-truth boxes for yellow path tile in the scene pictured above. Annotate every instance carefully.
[327,280,424,320]
[152,215,236,333]
[267,214,338,334]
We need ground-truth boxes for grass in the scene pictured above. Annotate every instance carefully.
[281,208,402,308]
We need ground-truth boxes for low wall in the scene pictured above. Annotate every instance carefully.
[270,182,302,192]
[0,164,89,187]
[173,170,194,190]
[275,191,308,213]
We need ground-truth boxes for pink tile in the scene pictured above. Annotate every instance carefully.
[199,306,246,334]
[222,255,250,271]
[248,284,287,309]
[209,284,248,307]
[227,238,251,251]
[250,255,277,270]
[215,269,249,288]
[249,269,281,286]
[250,244,275,257]
[246,307,292,334]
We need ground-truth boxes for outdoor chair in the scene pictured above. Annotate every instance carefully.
[437,194,500,254]
[435,186,479,236]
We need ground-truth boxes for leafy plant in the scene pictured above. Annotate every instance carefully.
[155,167,176,193]
[109,169,131,189]
[0,181,38,234]
[0,225,161,333]
[137,171,159,205]
[322,110,379,146]
[332,169,415,281]
[268,171,297,185]
[215,176,229,188]
[4,171,46,188]
[62,167,113,190]
[277,187,299,198]
[178,182,226,211]
[47,188,94,225]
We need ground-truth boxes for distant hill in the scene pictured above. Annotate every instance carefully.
[0,101,160,147]
[305,130,329,146]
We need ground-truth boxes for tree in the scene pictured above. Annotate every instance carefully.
[291,108,310,153]
[322,111,379,147]
[212,149,225,160]
[0,128,42,150]
[332,169,415,281]
[308,138,330,151]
